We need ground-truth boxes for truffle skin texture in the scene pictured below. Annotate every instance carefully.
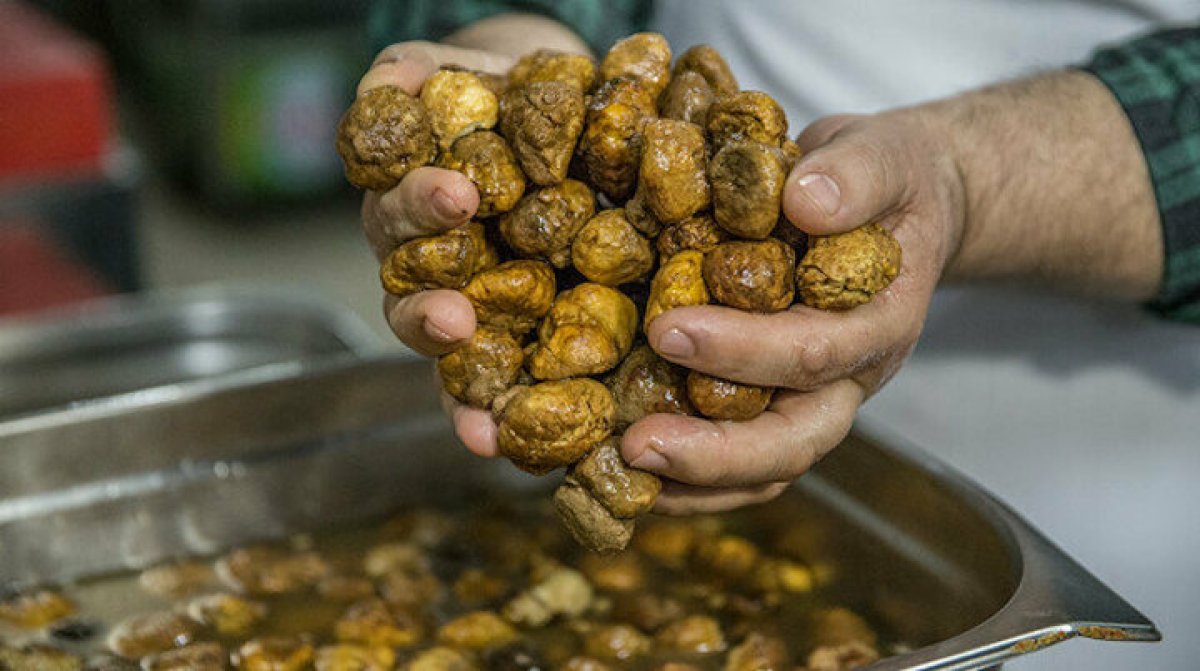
[438,327,524,409]
[500,179,596,268]
[509,49,598,92]
[605,344,692,429]
[706,91,788,148]
[494,379,616,475]
[797,224,901,310]
[437,131,525,217]
[570,439,661,519]
[703,238,796,312]
[600,32,672,100]
[500,81,586,186]
[710,141,787,240]
[571,209,654,286]
[525,283,639,380]
[644,250,710,329]
[658,70,715,127]
[420,69,499,151]
[577,77,658,202]
[623,181,663,237]
[686,371,773,422]
[379,222,498,298]
[673,45,739,98]
[639,119,710,224]
[336,85,436,191]
[657,213,728,259]
[553,480,635,554]
[461,260,557,336]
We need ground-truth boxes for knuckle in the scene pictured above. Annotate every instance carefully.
[785,332,837,388]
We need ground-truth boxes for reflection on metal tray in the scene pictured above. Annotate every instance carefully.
[0,356,1160,670]
[0,287,383,421]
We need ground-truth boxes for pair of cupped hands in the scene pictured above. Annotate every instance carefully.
[360,42,964,514]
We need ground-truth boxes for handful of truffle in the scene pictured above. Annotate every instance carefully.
[337,34,901,553]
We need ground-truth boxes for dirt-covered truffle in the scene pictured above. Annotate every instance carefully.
[500,180,596,269]
[797,224,901,310]
[438,327,525,409]
[380,222,497,298]
[710,141,787,240]
[500,82,586,186]
[639,119,710,224]
[703,238,796,312]
[336,86,436,191]
[494,379,616,475]
[437,131,525,217]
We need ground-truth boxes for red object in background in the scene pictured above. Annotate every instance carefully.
[0,1,114,182]
[0,222,111,316]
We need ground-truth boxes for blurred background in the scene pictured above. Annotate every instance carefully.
[0,0,389,338]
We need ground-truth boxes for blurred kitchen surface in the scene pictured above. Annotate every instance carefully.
[1,2,1198,670]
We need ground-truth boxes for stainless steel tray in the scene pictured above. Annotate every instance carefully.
[0,356,1160,670]
[0,287,382,421]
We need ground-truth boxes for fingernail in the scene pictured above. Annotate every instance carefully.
[431,187,466,221]
[629,437,669,472]
[797,173,841,217]
[656,328,695,359]
[423,317,455,342]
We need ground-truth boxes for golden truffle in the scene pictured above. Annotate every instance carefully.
[494,379,616,475]
[797,224,901,310]
[461,260,557,336]
[437,327,524,409]
[707,91,788,148]
[500,81,586,185]
[710,141,787,240]
[658,70,714,127]
[571,209,655,286]
[380,222,497,298]
[509,49,597,92]
[686,371,774,421]
[420,68,499,151]
[576,77,657,202]
[673,45,739,98]
[600,32,672,99]
[526,284,639,380]
[703,238,796,312]
[336,85,436,191]
[639,119,710,224]
[644,250,710,329]
[500,179,595,268]
[437,130,525,217]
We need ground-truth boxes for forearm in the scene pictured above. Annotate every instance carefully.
[929,70,1163,300]
[443,12,592,58]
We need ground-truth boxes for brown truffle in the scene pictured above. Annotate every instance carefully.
[686,371,773,421]
[703,239,796,312]
[500,81,586,185]
[437,130,525,217]
[657,213,728,259]
[336,85,436,191]
[639,119,710,224]
[658,70,715,127]
[438,327,524,409]
[494,379,616,475]
[673,45,739,98]
[570,439,661,519]
[604,344,692,428]
[500,179,596,268]
[710,141,787,240]
[571,209,655,286]
[797,224,901,310]
[461,260,557,336]
[379,222,497,298]
[553,480,635,554]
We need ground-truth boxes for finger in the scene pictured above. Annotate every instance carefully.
[384,290,476,356]
[783,118,911,236]
[645,291,917,391]
[439,390,500,458]
[621,382,862,488]
[361,41,515,95]
[653,481,789,516]
[363,167,479,259]
[358,44,439,95]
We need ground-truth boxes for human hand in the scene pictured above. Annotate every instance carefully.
[356,41,515,456]
[625,110,968,514]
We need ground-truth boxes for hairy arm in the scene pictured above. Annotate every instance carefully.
[931,71,1163,299]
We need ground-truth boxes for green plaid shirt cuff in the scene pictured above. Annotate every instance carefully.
[1085,27,1200,325]
[369,0,654,57]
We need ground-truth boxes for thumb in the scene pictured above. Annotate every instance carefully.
[782,118,908,236]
